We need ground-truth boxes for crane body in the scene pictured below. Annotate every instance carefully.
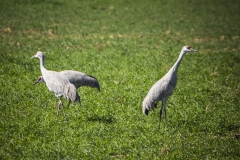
[142,46,197,128]
[31,51,79,118]
[34,70,100,107]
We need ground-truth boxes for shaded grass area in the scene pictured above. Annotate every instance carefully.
[0,0,240,159]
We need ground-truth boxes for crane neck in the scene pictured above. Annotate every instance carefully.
[39,55,47,73]
[170,51,185,74]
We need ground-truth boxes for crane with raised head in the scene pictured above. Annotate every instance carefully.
[142,46,197,128]
[31,51,80,118]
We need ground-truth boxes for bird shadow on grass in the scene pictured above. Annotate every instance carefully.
[87,115,116,124]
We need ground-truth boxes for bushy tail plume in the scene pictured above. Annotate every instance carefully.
[142,96,156,116]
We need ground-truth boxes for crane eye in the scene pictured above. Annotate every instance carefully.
[186,46,191,49]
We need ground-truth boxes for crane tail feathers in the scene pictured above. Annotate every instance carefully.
[142,96,157,116]
[144,108,149,115]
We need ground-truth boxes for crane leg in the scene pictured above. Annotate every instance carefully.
[159,105,163,129]
[159,98,168,129]
[163,105,167,123]
[57,99,62,117]
[56,98,66,119]
[67,100,71,109]
[162,98,168,123]
[78,98,81,107]
[76,93,81,107]
[67,97,81,110]
[62,103,66,119]
[77,94,81,107]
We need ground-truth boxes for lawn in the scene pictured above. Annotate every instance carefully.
[0,0,240,159]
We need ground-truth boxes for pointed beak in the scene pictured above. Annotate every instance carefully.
[33,81,39,85]
[191,48,198,52]
[31,55,36,59]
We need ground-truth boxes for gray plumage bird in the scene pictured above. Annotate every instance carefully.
[142,46,197,128]
[31,51,80,118]
[34,71,100,107]
[58,70,100,91]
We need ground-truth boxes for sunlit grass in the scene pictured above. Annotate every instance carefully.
[0,0,239,159]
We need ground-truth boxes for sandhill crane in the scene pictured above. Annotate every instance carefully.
[142,46,197,128]
[33,71,100,107]
[33,75,81,108]
[31,51,80,118]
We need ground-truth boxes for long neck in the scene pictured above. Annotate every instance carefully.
[170,51,185,74]
[39,55,47,74]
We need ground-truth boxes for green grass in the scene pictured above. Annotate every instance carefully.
[0,0,240,159]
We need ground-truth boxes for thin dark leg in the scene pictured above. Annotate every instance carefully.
[67,95,81,110]
[62,103,66,119]
[67,100,71,109]
[57,99,62,117]
[159,105,163,129]
[164,105,167,123]
[79,99,81,107]
[78,94,81,107]
[162,98,168,123]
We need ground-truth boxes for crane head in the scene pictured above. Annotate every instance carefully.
[33,76,45,85]
[31,51,44,59]
[182,46,198,53]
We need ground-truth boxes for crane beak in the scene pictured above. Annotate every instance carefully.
[33,81,39,85]
[191,48,198,52]
[31,55,36,59]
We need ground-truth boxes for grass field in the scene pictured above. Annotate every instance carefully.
[0,0,240,159]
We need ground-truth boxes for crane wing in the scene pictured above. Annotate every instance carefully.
[147,78,169,102]
[60,70,100,91]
